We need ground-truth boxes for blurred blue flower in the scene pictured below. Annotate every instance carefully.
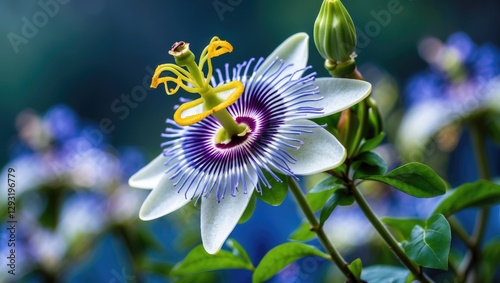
[58,192,108,240]
[1,104,148,281]
[44,104,79,142]
[2,105,124,196]
[397,32,500,159]
[472,43,500,80]
[406,32,500,106]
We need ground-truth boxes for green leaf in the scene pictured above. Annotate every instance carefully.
[433,180,500,216]
[348,258,363,279]
[319,188,354,227]
[311,112,341,134]
[306,191,331,212]
[306,188,336,211]
[361,265,409,283]
[256,172,288,206]
[252,242,329,283]
[381,217,426,242]
[289,221,315,242]
[309,175,341,193]
[352,151,387,179]
[170,241,254,277]
[226,238,252,265]
[306,180,341,212]
[402,214,451,270]
[481,237,500,282]
[361,162,447,198]
[359,132,385,153]
[239,195,256,224]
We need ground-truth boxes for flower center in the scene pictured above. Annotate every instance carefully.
[214,117,256,148]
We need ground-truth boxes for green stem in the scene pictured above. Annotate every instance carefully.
[184,57,206,88]
[448,259,460,279]
[448,216,473,249]
[460,121,491,281]
[38,268,58,283]
[470,120,492,180]
[287,177,362,282]
[349,183,434,283]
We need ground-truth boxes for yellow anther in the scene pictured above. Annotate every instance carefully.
[174,81,244,126]
[207,36,234,58]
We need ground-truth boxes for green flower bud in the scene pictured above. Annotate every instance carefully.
[366,107,382,139]
[314,0,357,63]
[365,98,384,139]
[337,108,359,152]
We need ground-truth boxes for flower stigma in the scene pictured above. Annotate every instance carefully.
[150,36,250,144]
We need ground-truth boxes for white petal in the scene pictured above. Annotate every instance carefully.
[396,101,451,160]
[254,33,309,83]
[285,119,346,175]
[305,78,372,119]
[201,171,258,254]
[139,173,197,220]
[128,154,166,189]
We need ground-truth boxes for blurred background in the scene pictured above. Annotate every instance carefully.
[1,0,500,282]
